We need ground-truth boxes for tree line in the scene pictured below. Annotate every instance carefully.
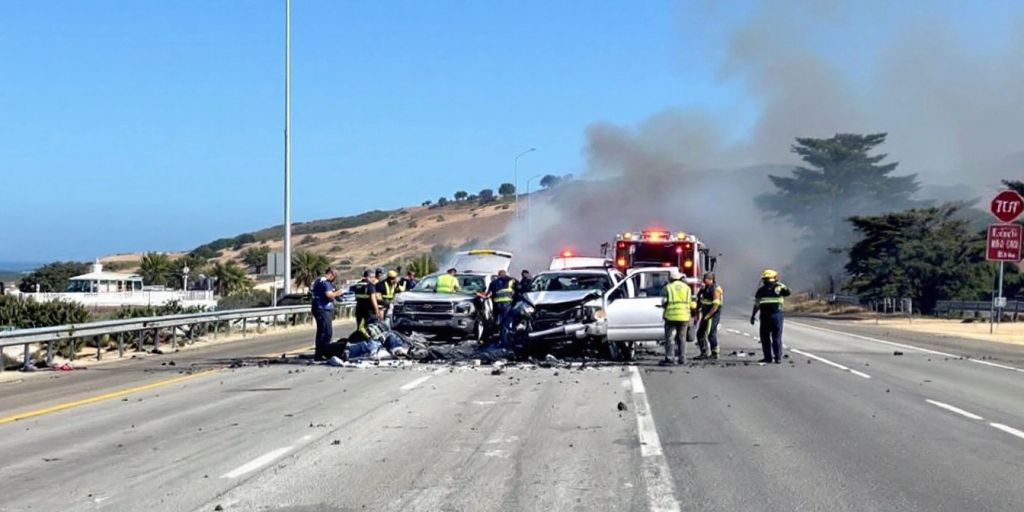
[758,132,1021,313]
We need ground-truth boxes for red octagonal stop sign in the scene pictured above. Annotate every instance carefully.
[991,190,1024,223]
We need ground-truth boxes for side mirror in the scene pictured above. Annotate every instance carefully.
[709,256,718,272]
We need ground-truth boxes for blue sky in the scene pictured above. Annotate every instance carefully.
[1,1,1019,262]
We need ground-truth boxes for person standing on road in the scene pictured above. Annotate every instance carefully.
[695,272,724,360]
[399,270,417,292]
[377,270,400,315]
[751,269,791,364]
[661,269,693,365]
[515,269,533,303]
[480,269,516,346]
[311,267,345,361]
[353,269,382,335]
[436,268,460,294]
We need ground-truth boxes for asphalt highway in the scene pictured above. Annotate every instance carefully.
[1,313,1023,511]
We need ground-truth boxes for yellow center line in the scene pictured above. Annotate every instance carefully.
[0,368,222,426]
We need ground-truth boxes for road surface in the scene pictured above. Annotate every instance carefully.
[1,313,1023,511]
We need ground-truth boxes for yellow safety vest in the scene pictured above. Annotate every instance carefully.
[493,279,516,303]
[663,281,692,322]
[436,274,458,294]
[382,281,398,300]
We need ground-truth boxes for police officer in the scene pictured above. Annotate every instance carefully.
[694,272,724,360]
[661,269,693,365]
[480,270,516,346]
[515,269,533,303]
[751,269,791,364]
[377,270,400,314]
[436,268,460,294]
[353,269,382,335]
[311,267,345,360]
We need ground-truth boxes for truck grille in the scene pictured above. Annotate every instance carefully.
[402,302,453,314]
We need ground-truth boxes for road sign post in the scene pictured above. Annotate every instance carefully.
[986,189,1023,332]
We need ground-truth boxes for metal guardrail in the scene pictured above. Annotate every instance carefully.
[934,300,1023,318]
[0,304,354,373]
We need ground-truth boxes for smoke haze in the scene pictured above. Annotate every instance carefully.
[507,1,1024,293]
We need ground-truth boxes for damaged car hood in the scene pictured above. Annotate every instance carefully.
[525,290,603,307]
[397,291,475,303]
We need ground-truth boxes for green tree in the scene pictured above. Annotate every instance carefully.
[406,254,439,277]
[478,189,495,204]
[539,174,562,189]
[18,261,89,293]
[845,205,991,313]
[454,190,468,201]
[758,133,920,246]
[242,246,270,275]
[138,253,175,287]
[291,250,330,291]
[498,182,516,197]
[437,196,450,207]
[168,252,209,289]
[1004,179,1024,198]
[210,260,252,296]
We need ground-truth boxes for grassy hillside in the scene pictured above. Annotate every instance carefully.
[101,195,526,279]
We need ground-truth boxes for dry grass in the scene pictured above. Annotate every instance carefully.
[856,317,1024,346]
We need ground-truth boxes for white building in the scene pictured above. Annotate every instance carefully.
[18,260,217,309]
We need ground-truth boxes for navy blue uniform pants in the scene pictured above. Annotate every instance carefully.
[759,311,784,361]
[494,302,512,347]
[313,308,334,359]
[697,312,720,355]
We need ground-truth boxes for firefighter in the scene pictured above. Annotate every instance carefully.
[660,269,693,365]
[695,271,723,360]
[480,270,516,346]
[377,270,400,314]
[751,269,791,364]
[353,269,382,336]
[436,268,460,294]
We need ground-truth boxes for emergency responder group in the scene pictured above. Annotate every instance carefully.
[313,263,789,365]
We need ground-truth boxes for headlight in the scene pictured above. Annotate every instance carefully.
[591,307,606,320]
[515,302,535,318]
[454,302,474,315]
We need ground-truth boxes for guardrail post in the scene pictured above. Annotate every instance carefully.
[22,343,31,371]
[96,335,102,361]
[213,321,219,339]
[257,317,263,334]
[68,337,76,361]
[118,333,125,358]
[46,342,53,366]
[137,330,144,352]
[188,324,195,345]
[152,328,159,353]
[171,326,178,350]
[242,318,247,337]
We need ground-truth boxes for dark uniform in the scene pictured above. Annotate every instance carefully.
[310,276,335,360]
[753,279,791,363]
[487,275,516,346]
[353,278,378,334]
[696,282,724,358]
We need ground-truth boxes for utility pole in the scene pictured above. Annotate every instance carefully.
[282,0,293,294]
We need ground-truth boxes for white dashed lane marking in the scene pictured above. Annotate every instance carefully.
[627,366,681,512]
[789,348,871,379]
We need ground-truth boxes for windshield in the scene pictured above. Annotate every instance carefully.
[531,273,613,292]
[412,274,487,294]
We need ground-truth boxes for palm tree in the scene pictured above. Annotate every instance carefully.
[139,252,174,286]
[210,261,251,296]
[291,251,330,291]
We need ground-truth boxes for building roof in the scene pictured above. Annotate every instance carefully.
[70,271,143,281]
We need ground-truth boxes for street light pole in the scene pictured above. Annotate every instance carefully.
[282,0,293,294]
[513,148,536,223]
[526,174,542,239]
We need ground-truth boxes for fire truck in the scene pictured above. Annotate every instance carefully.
[602,229,716,291]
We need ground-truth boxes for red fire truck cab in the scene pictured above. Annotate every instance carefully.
[603,229,716,290]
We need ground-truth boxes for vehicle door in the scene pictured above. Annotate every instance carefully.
[604,269,673,341]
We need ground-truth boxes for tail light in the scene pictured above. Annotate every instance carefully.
[684,260,693,269]
[616,258,626,267]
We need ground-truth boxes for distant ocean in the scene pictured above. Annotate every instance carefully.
[0,262,41,273]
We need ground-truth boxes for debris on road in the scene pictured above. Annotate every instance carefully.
[893,351,904,356]
[617,401,628,412]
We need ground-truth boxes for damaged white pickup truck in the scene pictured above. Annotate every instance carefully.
[511,267,692,360]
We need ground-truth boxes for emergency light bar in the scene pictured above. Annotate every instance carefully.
[615,231,695,242]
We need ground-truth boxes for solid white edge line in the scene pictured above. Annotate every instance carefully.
[990,422,1024,441]
[221,446,293,479]
[925,399,985,421]
[627,366,681,512]
[789,348,871,379]
[790,320,1024,375]
[400,375,433,391]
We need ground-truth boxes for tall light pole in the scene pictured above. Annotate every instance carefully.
[513,147,535,223]
[282,0,293,294]
[526,174,543,239]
